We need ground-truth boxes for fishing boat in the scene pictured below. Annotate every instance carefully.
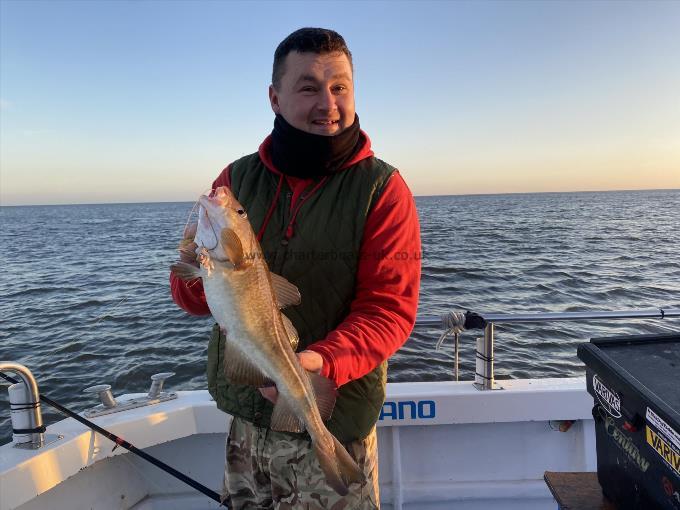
[2,308,678,510]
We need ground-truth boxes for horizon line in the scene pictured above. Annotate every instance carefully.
[1,186,678,208]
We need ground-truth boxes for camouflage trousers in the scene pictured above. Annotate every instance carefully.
[222,416,380,510]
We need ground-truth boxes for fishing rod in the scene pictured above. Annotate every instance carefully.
[0,371,228,508]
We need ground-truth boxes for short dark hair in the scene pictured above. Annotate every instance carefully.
[272,28,353,89]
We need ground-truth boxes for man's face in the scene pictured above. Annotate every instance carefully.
[269,51,355,136]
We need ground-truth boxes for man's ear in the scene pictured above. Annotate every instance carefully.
[269,85,280,114]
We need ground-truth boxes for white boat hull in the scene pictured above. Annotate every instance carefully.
[0,378,595,510]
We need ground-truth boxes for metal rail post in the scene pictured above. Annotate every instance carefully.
[474,323,495,390]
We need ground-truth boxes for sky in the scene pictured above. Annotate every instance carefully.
[0,0,679,206]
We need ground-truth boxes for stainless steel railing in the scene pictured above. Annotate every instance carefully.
[0,362,45,448]
[416,308,680,390]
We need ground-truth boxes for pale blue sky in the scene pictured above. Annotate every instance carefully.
[1,0,679,205]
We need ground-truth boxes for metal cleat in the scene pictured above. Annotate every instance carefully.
[83,373,178,418]
[148,372,175,399]
[83,384,118,408]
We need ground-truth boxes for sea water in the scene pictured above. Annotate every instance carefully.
[1,189,678,443]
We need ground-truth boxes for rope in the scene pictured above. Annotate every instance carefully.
[435,311,467,350]
[475,352,494,363]
[10,401,40,411]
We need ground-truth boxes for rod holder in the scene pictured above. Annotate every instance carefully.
[1,362,45,448]
[454,332,459,382]
[474,323,495,390]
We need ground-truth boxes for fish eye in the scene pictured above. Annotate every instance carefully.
[236,208,247,217]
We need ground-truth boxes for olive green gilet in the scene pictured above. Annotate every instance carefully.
[206,151,395,442]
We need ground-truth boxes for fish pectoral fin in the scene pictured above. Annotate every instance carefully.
[223,337,270,387]
[280,314,299,351]
[270,273,301,308]
[170,262,203,280]
[221,228,250,270]
[270,398,305,433]
[309,372,337,422]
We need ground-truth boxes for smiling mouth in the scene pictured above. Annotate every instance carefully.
[312,119,339,126]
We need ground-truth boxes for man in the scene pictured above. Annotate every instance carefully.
[171,27,420,509]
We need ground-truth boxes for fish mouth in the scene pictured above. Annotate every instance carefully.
[196,194,238,264]
[196,204,219,252]
[198,194,230,225]
[200,187,243,214]
[198,194,221,213]
[197,194,219,218]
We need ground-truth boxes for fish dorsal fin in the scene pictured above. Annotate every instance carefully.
[223,331,271,387]
[220,228,249,269]
[271,273,301,308]
[280,314,299,352]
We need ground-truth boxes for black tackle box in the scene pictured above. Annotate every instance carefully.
[578,333,680,510]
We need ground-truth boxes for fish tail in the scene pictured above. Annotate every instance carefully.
[313,432,365,496]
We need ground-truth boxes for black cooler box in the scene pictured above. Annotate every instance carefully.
[578,333,680,510]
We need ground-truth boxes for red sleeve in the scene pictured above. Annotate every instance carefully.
[170,276,210,315]
[169,165,232,315]
[305,171,421,387]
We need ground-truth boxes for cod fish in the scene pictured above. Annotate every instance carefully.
[171,186,363,495]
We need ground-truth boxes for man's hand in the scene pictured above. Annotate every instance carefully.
[258,350,324,404]
[298,350,323,374]
[178,223,199,267]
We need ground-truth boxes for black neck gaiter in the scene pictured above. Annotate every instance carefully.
[270,114,362,178]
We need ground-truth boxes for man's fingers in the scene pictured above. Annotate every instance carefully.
[297,350,323,374]
[178,241,198,266]
[179,240,197,251]
[179,254,199,266]
[183,222,198,239]
[179,224,198,266]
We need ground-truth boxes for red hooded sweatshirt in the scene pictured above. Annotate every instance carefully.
[170,132,421,388]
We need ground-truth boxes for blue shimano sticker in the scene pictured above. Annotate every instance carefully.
[379,400,436,420]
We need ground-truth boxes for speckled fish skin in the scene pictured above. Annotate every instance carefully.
[186,186,362,496]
